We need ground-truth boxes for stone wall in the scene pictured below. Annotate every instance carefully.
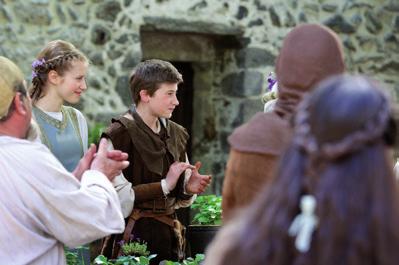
[1,0,398,193]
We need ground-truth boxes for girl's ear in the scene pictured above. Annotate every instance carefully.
[47,70,61,85]
[139,90,150,103]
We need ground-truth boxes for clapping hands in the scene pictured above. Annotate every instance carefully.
[73,138,129,181]
[185,161,212,194]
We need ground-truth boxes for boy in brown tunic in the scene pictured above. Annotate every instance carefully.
[102,59,211,264]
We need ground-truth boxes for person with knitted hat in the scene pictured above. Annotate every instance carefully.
[221,24,346,222]
[205,75,399,265]
[0,56,130,265]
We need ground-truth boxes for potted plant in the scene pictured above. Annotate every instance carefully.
[187,195,222,257]
[93,241,156,265]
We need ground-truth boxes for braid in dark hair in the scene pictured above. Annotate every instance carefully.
[29,40,88,102]
[293,82,391,161]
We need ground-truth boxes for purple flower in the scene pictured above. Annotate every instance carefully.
[31,58,45,69]
[31,71,37,80]
[118,240,125,246]
[267,72,277,91]
[31,58,45,80]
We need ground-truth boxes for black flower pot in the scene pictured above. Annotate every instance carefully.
[186,225,219,257]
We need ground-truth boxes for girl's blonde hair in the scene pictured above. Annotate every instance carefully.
[29,40,88,102]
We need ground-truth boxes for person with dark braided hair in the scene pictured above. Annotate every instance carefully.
[205,75,399,265]
[29,40,92,264]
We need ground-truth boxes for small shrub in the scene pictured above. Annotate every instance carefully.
[93,241,155,265]
[121,241,150,257]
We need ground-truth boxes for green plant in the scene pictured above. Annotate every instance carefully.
[93,241,155,265]
[191,195,222,225]
[163,254,205,265]
[65,248,78,265]
[65,246,89,265]
[121,241,150,257]
[94,254,156,265]
[88,122,106,145]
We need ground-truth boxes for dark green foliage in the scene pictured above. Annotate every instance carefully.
[191,195,222,225]
[121,241,150,257]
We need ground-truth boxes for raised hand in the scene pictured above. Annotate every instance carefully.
[165,161,195,191]
[90,138,130,181]
[186,161,211,194]
[72,143,97,180]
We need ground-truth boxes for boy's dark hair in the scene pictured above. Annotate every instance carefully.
[129,59,183,105]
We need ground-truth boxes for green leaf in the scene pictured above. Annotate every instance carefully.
[94,255,110,264]
[191,195,222,225]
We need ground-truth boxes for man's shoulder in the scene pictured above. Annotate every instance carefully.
[0,137,60,164]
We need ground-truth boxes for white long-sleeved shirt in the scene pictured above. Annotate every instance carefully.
[0,136,125,265]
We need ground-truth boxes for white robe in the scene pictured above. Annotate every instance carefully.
[0,136,125,265]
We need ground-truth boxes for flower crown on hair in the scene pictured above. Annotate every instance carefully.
[262,72,278,104]
[267,72,277,91]
[31,58,46,79]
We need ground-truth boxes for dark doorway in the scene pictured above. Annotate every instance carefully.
[170,62,195,234]
[170,62,194,161]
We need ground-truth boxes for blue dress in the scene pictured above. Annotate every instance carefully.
[33,105,90,264]
[33,105,83,172]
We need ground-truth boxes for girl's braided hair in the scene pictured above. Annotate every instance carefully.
[29,40,88,102]
[294,75,396,161]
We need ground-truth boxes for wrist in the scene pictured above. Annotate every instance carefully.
[161,179,171,196]
[184,185,194,196]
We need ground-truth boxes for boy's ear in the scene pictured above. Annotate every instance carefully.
[139,90,150,103]
[47,70,61,85]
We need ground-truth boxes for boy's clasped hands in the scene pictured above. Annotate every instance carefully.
[164,161,212,195]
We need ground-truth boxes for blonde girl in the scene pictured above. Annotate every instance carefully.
[30,40,89,172]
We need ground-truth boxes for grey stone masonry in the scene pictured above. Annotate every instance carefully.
[0,0,398,194]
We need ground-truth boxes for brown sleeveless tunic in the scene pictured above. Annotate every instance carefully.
[102,109,190,264]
